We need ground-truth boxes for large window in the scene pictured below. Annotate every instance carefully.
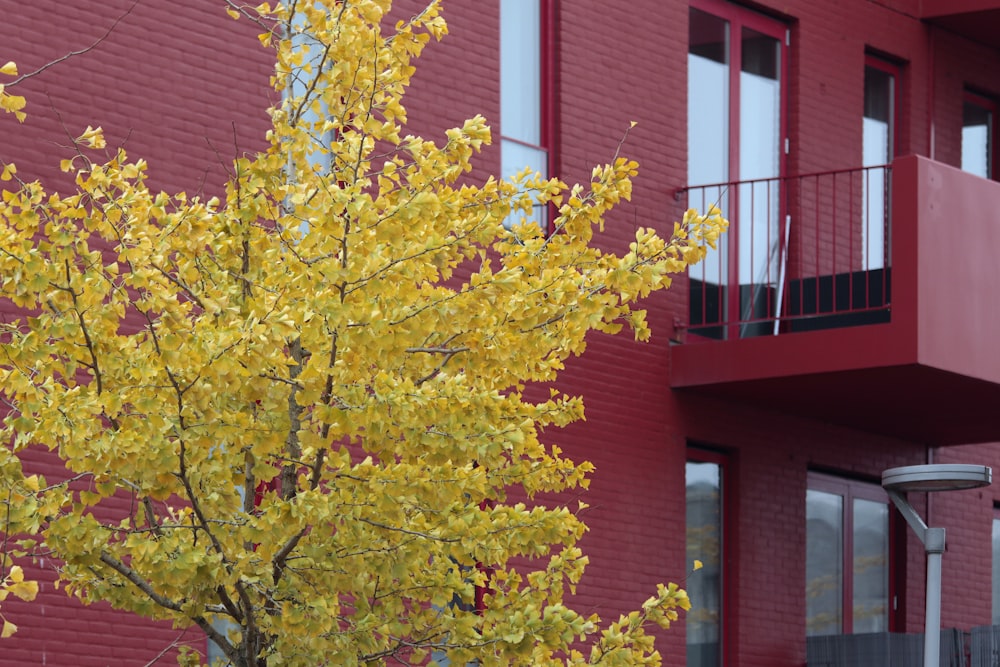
[806,473,891,636]
[500,0,553,228]
[686,449,730,667]
[862,57,898,273]
[963,90,996,180]
[688,0,787,338]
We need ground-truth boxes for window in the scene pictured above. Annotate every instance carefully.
[963,90,996,180]
[286,9,334,175]
[686,449,730,667]
[862,57,899,272]
[687,0,788,339]
[806,472,891,636]
[992,506,1000,625]
[500,0,553,229]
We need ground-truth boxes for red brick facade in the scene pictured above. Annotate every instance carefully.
[3,0,1000,665]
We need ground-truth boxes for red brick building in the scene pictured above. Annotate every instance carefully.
[4,0,1000,665]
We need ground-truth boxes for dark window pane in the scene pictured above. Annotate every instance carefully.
[852,498,889,633]
[687,461,721,667]
[742,27,778,80]
[864,66,893,124]
[690,8,728,64]
[806,489,844,636]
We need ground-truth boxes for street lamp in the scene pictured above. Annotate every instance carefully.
[882,464,992,667]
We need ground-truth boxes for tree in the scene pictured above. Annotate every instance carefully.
[0,1,726,665]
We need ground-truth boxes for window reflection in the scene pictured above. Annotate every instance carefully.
[806,489,844,636]
[852,499,889,633]
[806,475,890,637]
[686,460,722,667]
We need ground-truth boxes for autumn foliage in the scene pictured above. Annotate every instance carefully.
[0,1,725,665]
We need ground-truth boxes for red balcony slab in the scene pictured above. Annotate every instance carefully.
[671,155,1000,445]
[920,0,1000,47]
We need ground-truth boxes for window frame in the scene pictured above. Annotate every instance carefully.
[992,504,1000,625]
[499,0,556,233]
[686,446,737,667]
[806,471,899,636]
[687,0,790,339]
[690,0,789,189]
[962,88,997,180]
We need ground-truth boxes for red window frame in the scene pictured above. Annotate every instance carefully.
[686,446,737,667]
[807,471,900,635]
[962,88,997,180]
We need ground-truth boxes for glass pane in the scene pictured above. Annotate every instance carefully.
[500,0,541,145]
[501,139,547,228]
[852,498,889,633]
[863,65,893,271]
[686,461,721,667]
[963,99,992,179]
[739,28,781,333]
[806,489,843,636]
[688,9,729,338]
[992,517,1000,624]
[688,9,730,293]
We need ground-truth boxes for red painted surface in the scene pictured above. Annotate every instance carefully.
[3,0,1000,666]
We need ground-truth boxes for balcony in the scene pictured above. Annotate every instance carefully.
[671,155,1000,445]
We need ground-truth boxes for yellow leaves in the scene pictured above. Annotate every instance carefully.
[0,61,25,121]
[225,6,241,20]
[0,565,39,638]
[76,126,106,150]
[0,86,26,123]
[0,163,14,181]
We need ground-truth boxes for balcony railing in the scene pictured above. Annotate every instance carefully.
[806,629,964,667]
[806,625,1000,667]
[679,165,892,340]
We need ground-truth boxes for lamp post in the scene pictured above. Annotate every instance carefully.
[882,464,992,667]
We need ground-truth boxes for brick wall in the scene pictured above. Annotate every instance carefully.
[0,1,273,664]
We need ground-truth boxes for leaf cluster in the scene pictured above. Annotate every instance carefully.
[0,1,725,665]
